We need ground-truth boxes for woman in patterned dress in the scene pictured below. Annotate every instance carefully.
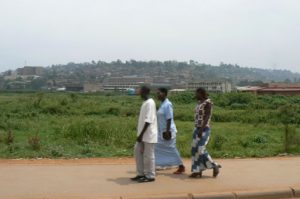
[190,87,221,178]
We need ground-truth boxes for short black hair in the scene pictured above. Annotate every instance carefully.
[196,87,208,98]
[140,86,150,95]
[158,87,168,96]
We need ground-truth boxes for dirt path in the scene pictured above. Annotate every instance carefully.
[0,157,300,199]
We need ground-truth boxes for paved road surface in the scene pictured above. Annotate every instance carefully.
[0,157,300,199]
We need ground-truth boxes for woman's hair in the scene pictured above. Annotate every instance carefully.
[196,87,208,98]
[158,87,168,96]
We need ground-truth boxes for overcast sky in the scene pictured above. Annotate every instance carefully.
[0,0,299,72]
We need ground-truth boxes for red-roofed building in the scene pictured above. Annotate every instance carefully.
[237,83,300,96]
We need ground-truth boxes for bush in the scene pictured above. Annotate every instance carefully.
[6,130,14,145]
[69,93,78,102]
[106,107,120,116]
[230,103,248,110]
[252,135,268,144]
[28,134,41,150]
[169,92,194,104]
[42,104,65,114]
[63,119,100,141]
[50,146,64,157]
[211,134,228,150]
[33,92,44,108]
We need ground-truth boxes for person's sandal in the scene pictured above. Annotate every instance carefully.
[137,176,155,183]
[189,172,202,178]
[173,165,185,174]
[130,175,145,181]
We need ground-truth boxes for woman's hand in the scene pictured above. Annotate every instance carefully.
[163,131,172,140]
[197,128,203,138]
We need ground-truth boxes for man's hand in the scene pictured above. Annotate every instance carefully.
[137,135,143,142]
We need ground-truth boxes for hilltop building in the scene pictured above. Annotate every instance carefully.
[103,76,153,91]
[65,84,84,92]
[17,66,44,76]
[84,83,103,92]
[187,80,232,93]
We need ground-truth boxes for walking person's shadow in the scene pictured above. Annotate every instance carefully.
[107,171,137,185]
[107,169,212,185]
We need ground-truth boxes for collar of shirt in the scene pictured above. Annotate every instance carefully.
[160,98,169,107]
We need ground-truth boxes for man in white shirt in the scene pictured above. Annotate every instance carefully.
[131,86,158,183]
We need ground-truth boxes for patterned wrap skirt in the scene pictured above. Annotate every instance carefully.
[191,127,217,172]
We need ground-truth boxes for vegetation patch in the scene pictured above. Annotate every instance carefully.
[0,92,299,158]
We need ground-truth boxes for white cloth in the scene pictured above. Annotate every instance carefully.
[137,98,158,143]
[134,142,155,179]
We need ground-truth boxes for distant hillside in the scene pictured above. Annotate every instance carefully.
[1,60,300,90]
[45,60,300,85]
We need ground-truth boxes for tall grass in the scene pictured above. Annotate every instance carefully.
[0,91,299,158]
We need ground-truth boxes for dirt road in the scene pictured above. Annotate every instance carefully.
[0,157,300,199]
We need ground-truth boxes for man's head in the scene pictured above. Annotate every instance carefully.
[156,87,168,101]
[195,87,208,100]
[139,86,150,99]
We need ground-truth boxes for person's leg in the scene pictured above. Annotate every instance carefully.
[134,142,144,176]
[173,139,185,174]
[143,142,155,179]
[201,128,218,167]
[201,128,221,177]
[191,128,201,173]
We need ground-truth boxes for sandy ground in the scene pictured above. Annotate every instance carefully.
[0,157,300,199]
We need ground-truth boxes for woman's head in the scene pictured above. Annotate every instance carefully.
[157,87,168,101]
[195,87,208,100]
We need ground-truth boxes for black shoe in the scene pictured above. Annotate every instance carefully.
[213,165,221,178]
[137,176,155,183]
[130,175,145,181]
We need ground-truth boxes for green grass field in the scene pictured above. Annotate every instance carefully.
[0,91,299,158]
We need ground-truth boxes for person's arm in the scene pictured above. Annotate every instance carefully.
[137,122,150,142]
[165,103,173,132]
[166,119,171,132]
[198,102,212,138]
[163,103,173,140]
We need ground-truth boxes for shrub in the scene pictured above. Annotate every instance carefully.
[28,134,41,150]
[60,98,69,106]
[63,119,100,140]
[211,134,228,150]
[81,144,92,155]
[0,130,3,142]
[169,92,194,104]
[42,104,65,114]
[69,93,78,102]
[6,130,14,145]
[239,139,250,148]
[106,107,120,116]
[252,135,268,144]
[33,92,44,108]
[230,103,248,110]
[50,146,64,157]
